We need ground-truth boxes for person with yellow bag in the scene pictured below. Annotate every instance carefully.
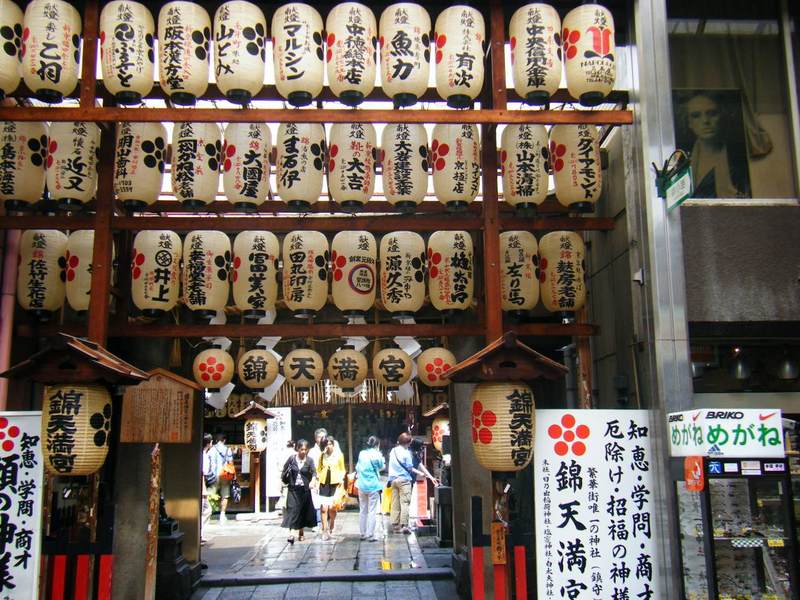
[316,436,346,541]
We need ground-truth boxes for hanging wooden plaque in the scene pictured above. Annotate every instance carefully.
[121,369,198,443]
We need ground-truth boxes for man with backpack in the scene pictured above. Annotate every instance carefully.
[209,433,234,524]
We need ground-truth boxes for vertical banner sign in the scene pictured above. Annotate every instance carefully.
[265,407,291,498]
[0,412,44,599]
[535,410,660,600]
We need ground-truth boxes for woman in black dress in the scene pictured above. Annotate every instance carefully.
[281,439,318,543]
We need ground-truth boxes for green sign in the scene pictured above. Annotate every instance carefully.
[665,165,692,212]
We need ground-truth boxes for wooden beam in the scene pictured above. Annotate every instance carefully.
[511,322,599,337]
[79,0,98,108]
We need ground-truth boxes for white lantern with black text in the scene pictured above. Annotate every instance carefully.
[282,230,329,318]
[99,1,155,104]
[222,122,271,210]
[16,229,67,319]
[172,122,221,209]
[500,231,539,315]
[331,230,377,317]
[434,6,484,108]
[379,230,425,318]
[275,122,325,211]
[416,347,456,390]
[194,348,234,389]
[213,1,266,104]
[238,348,279,389]
[431,124,480,210]
[131,230,181,317]
[232,231,279,319]
[283,347,323,391]
[328,346,368,392]
[182,230,230,318]
[0,121,47,211]
[114,121,166,211]
[47,122,100,209]
[328,123,376,210]
[379,3,430,107]
[510,4,561,105]
[538,230,586,316]
[372,347,412,390]
[272,3,324,107]
[471,382,534,471]
[381,123,428,213]
[0,0,23,99]
[550,124,602,212]
[158,1,210,105]
[427,230,473,315]
[326,2,377,106]
[65,230,95,312]
[244,417,268,452]
[501,124,549,211]
[562,4,616,106]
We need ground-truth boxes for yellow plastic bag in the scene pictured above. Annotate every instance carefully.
[381,485,393,514]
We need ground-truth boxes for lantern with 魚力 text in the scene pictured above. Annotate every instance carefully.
[0,121,47,212]
[431,124,480,211]
[272,3,324,107]
[328,346,368,392]
[434,6,484,109]
[328,123,376,210]
[326,2,376,106]
[0,0,22,99]
[114,121,166,212]
[194,348,234,389]
[244,417,268,452]
[223,122,271,210]
[213,1,266,104]
[427,230,473,315]
[238,348,279,389]
[500,231,539,315]
[509,4,561,105]
[182,230,230,318]
[276,122,325,211]
[172,121,221,209]
[562,4,616,106]
[501,124,549,211]
[42,384,113,475]
[381,123,428,213]
[131,230,181,317]
[550,124,602,212]
[47,121,100,209]
[379,230,425,318]
[65,230,95,313]
[331,230,376,317]
[282,230,328,318]
[99,1,155,104]
[471,382,534,471]
[417,347,456,390]
[538,230,586,317]
[283,347,323,391]
[379,3,430,107]
[431,416,449,452]
[17,229,67,319]
[232,231,279,319]
[372,347,412,390]
[158,1,210,105]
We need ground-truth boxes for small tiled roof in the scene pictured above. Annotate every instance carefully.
[232,400,278,420]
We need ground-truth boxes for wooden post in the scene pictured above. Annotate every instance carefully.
[252,453,261,514]
[576,307,594,409]
[79,0,98,109]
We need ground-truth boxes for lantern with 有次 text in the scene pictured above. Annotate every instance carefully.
[550,124,602,212]
[194,347,235,389]
[114,121,167,212]
[282,230,329,319]
[500,231,539,315]
[238,348,279,389]
[328,123,376,210]
[328,346,368,392]
[509,4,561,106]
[47,121,100,210]
[431,124,480,211]
[283,347,324,391]
[223,122,271,210]
[427,230,473,315]
[326,2,377,106]
[232,231,279,319]
[99,0,155,104]
[182,230,230,318]
[433,6,484,108]
[501,124,549,211]
[17,229,67,320]
[538,230,586,317]
[372,347,412,390]
[272,3,324,106]
[381,123,428,213]
[131,230,181,317]
[416,346,456,390]
[0,121,47,212]
[0,0,22,99]
[172,122,221,209]
[158,1,210,105]
[471,382,534,471]
[562,4,616,106]
[276,122,325,211]
[213,1,266,104]
[331,230,377,317]
[379,3,430,107]
[379,230,425,318]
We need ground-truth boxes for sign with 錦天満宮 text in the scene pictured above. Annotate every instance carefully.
[120,373,195,443]
[535,410,661,600]
[667,409,784,458]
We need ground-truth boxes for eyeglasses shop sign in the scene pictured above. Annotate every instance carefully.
[667,409,784,458]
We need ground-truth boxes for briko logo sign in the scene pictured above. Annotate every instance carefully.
[667,408,785,459]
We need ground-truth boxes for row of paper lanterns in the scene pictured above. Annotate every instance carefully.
[0,120,602,213]
[0,0,615,108]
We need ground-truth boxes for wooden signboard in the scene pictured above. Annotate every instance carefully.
[491,522,508,565]
[120,369,199,443]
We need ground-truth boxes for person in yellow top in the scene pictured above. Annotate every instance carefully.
[317,436,346,540]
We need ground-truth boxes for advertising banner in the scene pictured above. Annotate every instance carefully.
[667,408,784,458]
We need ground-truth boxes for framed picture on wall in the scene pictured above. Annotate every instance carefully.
[672,89,752,199]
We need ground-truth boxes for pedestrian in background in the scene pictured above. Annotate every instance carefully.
[209,433,234,525]
[356,435,385,541]
[388,432,425,534]
[281,439,318,543]
[317,436,346,540]
[201,433,214,544]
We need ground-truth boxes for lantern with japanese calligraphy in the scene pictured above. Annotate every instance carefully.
[244,417,268,452]
[213,1,266,104]
[158,1,210,105]
[431,416,449,452]
[237,348,279,389]
[16,229,66,319]
[222,122,271,210]
[379,230,425,318]
[272,3,324,107]
[431,124,480,211]
[64,230,94,313]
[550,124,602,212]
[131,230,181,317]
[275,122,325,211]
[328,345,368,392]
[42,384,113,476]
[331,230,376,317]
[193,347,235,389]
[372,346,412,390]
[182,230,231,318]
[328,123,376,210]
[283,347,324,391]
[500,231,539,315]
[562,4,616,106]
[282,230,329,318]
[501,124,549,211]
[416,346,456,390]
[379,3,430,107]
[99,1,155,104]
[21,0,81,103]
[172,121,221,209]
[326,2,377,107]
[232,230,279,319]
[471,382,534,471]
[47,121,100,209]
[538,230,586,317]
[114,121,166,212]
[509,4,561,105]
[381,123,428,213]
[433,5,484,109]
[0,121,47,212]
[0,0,22,99]
[427,230,473,315]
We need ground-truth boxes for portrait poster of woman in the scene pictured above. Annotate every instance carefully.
[673,89,752,199]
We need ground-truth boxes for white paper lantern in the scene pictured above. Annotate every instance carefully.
[172,121,220,209]
[434,5,484,108]
[0,121,47,211]
[0,0,23,99]
[194,348,235,389]
[471,382,534,471]
[563,4,616,106]
[538,230,586,315]
[328,345,368,392]
[331,230,376,317]
[99,1,155,104]
[16,229,67,319]
[21,0,81,103]
[272,3,324,106]
[182,230,230,318]
[416,346,456,389]
[243,418,268,452]
[232,230,279,319]
[114,121,166,211]
[381,123,428,212]
[326,2,377,106]
[238,348,279,389]
[500,231,539,314]
[431,416,449,452]
[64,230,94,312]
[47,122,100,209]
[427,230,473,314]
[379,3,430,107]
[131,230,181,317]
[283,347,324,391]
[328,123,376,210]
[222,122,270,210]
[158,1,210,105]
[372,346,412,390]
[509,4,561,105]
[213,1,266,104]
[431,124,480,210]
[379,230,425,318]
[501,124,549,211]
[550,124,602,212]
[282,230,329,318]
[275,122,325,211]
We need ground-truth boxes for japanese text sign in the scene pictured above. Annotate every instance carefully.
[535,410,661,600]
[667,409,784,458]
[265,407,291,497]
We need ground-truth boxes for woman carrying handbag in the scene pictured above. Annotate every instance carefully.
[280,440,318,543]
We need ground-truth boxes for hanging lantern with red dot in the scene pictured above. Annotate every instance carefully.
[379,3,430,107]
[326,2,377,107]
[416,347,456,390]
[550,124,602,212]
[238,348,279,389]
[328,123,376,211]
[232,231,279,320]
[433,6,484,108]
[471,382,535,472]
[158,1,210,105]
[99,0,155,104]
[0,0,22,99]
[47,122,101,210]
[213,1,266,104]
[538,230,586,318]
[114,121,167,212]
[431,124,480,211]
[328,345,368,392]
[379,231,425,319]
[427,230,473,315]
[182,230,230,318]
[272,3,324,107]
[276,122,326,211]
[501,124,549,212]
[0,121,47,212]
[431,416,449,453]
[16,229,67,320]
[500,231,539,316]
[172,122,221,210]
[331,230,377,318]
[562,4,616,106]
[131,230,181,317]
[193,348,235,389]
[509,4,561,106]
[282,230,329,319]
[381,123,428,213]
[65,230,96,313]
[223,122,271,210]
[372,347,413,390]
[283,346,324,391]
